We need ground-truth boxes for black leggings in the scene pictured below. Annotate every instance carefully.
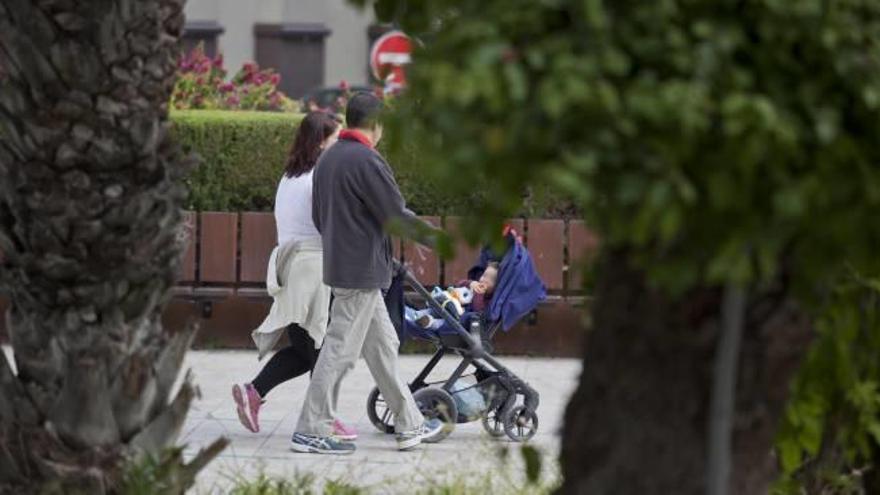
[251,324,319,398]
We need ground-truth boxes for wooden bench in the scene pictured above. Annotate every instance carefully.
[0,213,599,354]
[174,212,600,316]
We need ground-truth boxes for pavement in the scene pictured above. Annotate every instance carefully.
[1,346,580,493]
[180,350,579,493]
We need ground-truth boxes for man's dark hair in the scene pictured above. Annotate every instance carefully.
[345,92,383,129]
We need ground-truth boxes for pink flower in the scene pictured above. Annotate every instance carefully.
[252,73,265,85]
[195,76,205,85]
[243,61,257,73]
[218,82,234,93]
[225,95,240,107]
[270,73,281,86]
[213,53,224,68]
[339,80,349,91]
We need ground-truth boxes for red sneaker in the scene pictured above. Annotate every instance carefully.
[232,383,262,433]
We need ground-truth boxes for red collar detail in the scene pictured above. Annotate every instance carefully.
[339,129,374,149]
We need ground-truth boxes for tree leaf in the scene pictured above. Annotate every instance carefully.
[520,444,542,484]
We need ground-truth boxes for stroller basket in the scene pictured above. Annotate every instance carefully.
[425,370,509,423]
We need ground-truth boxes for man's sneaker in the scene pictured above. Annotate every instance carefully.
[291,432,356,455]
[333,419,358,441]
[396,419,444,451]
[232,383,262,433]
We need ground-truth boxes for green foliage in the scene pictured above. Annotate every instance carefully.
[171,110,303,211]
[170,110,574,215]
[118,448,202,495]
[521,444,543,485]
[352,0,880,487]
[225,472,363,495]
[774,275,880,493]
[219,444,558,495]
[119,454,175,495]
[367,0,880,292]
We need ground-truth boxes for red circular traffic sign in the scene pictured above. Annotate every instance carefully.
[370,30,412,90]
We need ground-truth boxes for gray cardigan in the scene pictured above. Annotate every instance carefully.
[312,138,429,289]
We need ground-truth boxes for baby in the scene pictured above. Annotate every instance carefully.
[406,262,500,330]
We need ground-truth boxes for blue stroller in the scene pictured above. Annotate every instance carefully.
[367,230,547,442]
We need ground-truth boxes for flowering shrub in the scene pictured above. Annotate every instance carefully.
[172,44,296,112]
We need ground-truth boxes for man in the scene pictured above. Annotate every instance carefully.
[291,92,443,454]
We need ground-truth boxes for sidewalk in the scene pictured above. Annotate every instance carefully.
[0,346,579,492]
[179,350,580,493]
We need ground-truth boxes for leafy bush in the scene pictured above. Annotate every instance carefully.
[773,274,880,494]
[171,110,577,216]
[172,44,297,112]
[172,110,303,211]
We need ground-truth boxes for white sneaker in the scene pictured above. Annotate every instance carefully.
[396,419,444,450]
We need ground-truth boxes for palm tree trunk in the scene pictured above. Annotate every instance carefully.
[558,250,811,494]
[0,0,225,492]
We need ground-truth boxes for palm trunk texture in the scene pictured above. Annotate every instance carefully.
[0,0,225,493]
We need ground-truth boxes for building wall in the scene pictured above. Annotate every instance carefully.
[283,1,375,87]
[184,0,376,91]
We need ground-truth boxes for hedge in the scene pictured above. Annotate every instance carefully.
[170,110,576,217]
[171,110,302,211]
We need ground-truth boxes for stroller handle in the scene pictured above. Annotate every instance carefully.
[391,257,406,276]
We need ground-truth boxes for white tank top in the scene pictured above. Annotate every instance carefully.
[274,171,320,245]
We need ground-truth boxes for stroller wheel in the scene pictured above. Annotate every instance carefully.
[503,405,539,442]
[366,386,396,434]
[413,387,458,441]
[481,407,506,438]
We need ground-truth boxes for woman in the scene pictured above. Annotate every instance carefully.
[232,112,356,440]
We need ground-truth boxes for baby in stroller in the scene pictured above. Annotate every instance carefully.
[404,262,500,331]
[369,228,546,443]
